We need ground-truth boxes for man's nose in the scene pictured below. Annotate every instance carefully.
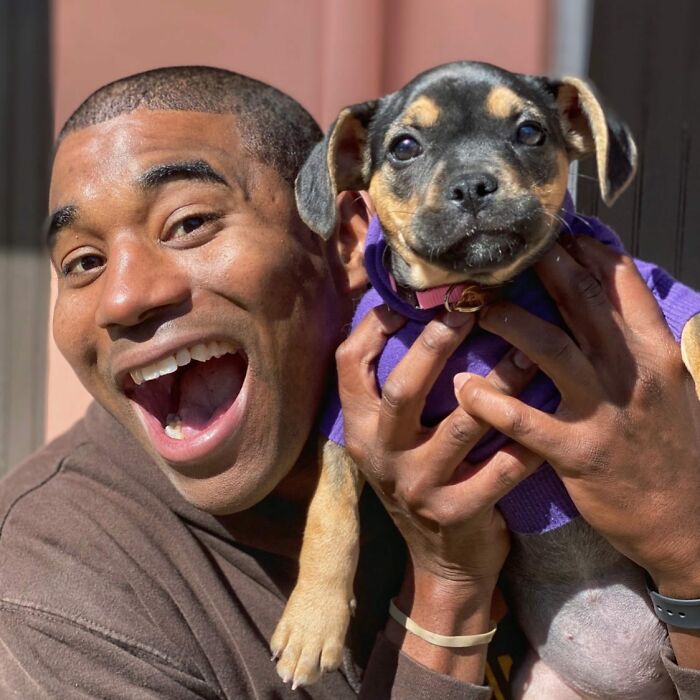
[95,239,190,329]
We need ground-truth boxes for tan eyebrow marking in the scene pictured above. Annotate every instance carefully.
[402,95,441,128]
[485,86,525,119]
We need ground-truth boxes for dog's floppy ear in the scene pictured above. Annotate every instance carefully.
[295,100,378,239]
[549,76,637,206]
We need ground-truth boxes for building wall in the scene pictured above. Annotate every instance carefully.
[47,0,551,441]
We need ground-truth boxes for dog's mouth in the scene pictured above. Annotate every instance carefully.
[440,228,527,269]
[406,225,528,272]
[403,198,554,276]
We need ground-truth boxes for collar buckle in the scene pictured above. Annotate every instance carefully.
[444,284,487,313]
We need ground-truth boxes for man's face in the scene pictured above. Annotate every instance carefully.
[49,110,348,513]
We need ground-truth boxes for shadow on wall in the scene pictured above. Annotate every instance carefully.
[1,0,52,475]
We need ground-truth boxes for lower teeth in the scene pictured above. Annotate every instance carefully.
[164,413,183,440]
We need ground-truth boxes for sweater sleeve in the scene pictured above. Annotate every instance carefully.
[661,643,700,699]
[0,601,223,700]
[359,632,491,700]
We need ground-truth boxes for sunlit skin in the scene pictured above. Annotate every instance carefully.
[49,111,356,533]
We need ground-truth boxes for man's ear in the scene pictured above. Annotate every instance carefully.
[335,190,372,294]
[295,100,378,240]
[549,76,638,206]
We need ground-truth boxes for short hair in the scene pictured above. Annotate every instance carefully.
[58,66,322,186]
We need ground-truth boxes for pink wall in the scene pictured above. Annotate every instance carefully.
[47,0,551,441]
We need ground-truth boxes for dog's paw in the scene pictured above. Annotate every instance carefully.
[270,586,355,689]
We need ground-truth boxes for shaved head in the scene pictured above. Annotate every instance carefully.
[58,66,322,186]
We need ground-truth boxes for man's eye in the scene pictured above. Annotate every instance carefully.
[61,253,105,277]
[390,136,423,161]
[168,213,221,240]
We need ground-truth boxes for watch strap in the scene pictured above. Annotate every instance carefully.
[648,588,700,630]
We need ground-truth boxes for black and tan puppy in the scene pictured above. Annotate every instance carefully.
[270,62,700,696]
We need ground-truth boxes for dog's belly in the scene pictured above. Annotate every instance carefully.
[504,518,675,698]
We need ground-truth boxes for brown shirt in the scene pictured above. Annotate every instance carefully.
[0,403,491,699]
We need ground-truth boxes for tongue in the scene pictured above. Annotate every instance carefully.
[176,354,246,436]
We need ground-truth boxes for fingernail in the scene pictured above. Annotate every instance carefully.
[442,310,474,328]
[479,306,506,326]
[560,232,576,249]
[512,350,534,370]
[479,304,502,324]
[453,373,472,392]
[378,305,405,328]
[560,232,583,257]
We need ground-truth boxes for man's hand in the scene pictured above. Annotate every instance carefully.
[337,306,541,682]
[454,236,700,667]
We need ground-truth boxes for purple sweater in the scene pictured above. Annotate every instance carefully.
[321,195,700,533]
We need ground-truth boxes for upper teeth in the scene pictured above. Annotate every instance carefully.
[129,341,238,385]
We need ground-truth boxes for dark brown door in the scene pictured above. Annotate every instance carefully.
[578,0,700,288]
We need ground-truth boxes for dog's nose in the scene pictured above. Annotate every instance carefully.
[448,173,499,212]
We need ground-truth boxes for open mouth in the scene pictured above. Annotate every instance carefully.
[123,341,248,458]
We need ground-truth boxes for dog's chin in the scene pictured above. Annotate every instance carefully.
[460,230,562,285]
[444,229,525,264]
[402,204,563,284]
[409,229,526,280]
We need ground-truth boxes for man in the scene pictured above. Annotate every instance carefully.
[0,66,698,698]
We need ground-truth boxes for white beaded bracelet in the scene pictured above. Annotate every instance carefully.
[388,600,497,648]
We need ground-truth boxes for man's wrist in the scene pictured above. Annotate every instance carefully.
[395,566,497,637]
[657,578,700,601]
[647,554,700,600]
[388,600,497,647]
[384,566,497,683]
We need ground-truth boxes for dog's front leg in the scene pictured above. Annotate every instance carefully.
[271,439,364,688]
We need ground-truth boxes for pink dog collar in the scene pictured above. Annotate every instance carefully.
[388,273,492,312]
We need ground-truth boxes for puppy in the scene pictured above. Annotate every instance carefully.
[270,61,700,696]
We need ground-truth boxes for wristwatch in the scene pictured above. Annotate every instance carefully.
[648,582,700,630]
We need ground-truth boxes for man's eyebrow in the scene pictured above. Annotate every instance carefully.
[45,204,78,248]
[136,159,229,190]
[45,161,228,248]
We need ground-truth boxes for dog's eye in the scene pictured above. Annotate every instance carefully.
[390,136,423,161]
[516,122,546,146]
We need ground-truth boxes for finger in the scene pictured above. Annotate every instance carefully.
[468,443,544,504]
[569,236,675,342]
[377,311,476,448]
[477,302,601,407]
[418,347,540,486]
[533,241,626,356]
[419,445,543,524]
[336,306,406,427]
[454,373,569,464]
